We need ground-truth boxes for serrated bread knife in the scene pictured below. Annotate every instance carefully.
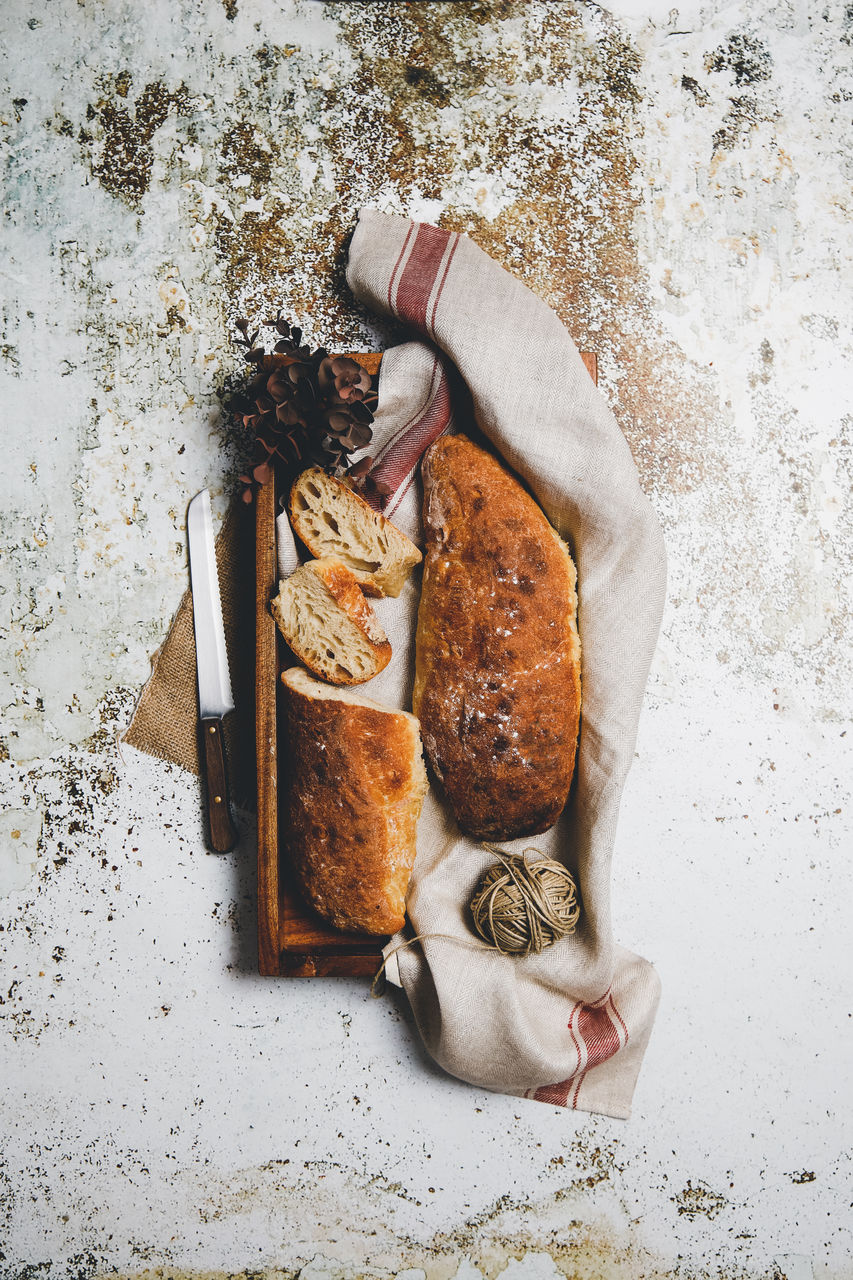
[187,489,237,853]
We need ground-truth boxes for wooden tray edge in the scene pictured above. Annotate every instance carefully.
[256,474,281,976]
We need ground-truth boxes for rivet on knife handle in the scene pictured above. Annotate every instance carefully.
[201,716,237,853]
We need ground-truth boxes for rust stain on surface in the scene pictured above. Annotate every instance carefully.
[672,1178,728,1220]
[91,1213,787,1280]
[201,1,721,499]
[82,76,189,205]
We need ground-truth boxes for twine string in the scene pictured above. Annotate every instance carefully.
[473,845,580,956]
[370,844,581,997]
[370,931,496,999]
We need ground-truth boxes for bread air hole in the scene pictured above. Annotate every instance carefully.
[307,528,382,576]
[306,481,322,499]
[322,512,340,535]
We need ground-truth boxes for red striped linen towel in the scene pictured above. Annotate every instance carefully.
[338,209,666,1119]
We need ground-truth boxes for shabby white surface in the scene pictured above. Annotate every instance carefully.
[1,0,851,1277]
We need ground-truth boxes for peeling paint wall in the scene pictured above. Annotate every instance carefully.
[1,1,851,1278]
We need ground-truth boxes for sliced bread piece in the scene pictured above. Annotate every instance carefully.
[271,557,391,685]
[281,666,428,935]
[289,466,422,597]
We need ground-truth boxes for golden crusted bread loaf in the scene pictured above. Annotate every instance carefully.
[271,557,391,685]
[413,434,581,840]
[289,467,422,597]
[281,667,428,935]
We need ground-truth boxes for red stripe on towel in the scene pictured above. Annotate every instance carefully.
[371,354,441,471]
[369,355,454,511]
[531,989,628,1110]
[529,1001,584,1108]
[427,232,460,338]
[577,995,623,1070]
[367,223,461,513]
[394,223,455,331]
[388,221,416,314]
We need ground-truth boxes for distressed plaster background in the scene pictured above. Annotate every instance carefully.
[1,0,852,1277]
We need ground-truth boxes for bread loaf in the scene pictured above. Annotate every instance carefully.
[413,434,581,840]
[281,667,428,935]
[289,466,422,597]
[271,557,391,685]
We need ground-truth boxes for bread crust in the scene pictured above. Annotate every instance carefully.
[413,434,581,840]
[281,668,428,935]
[312,558,391,650]
[270,557,391,685]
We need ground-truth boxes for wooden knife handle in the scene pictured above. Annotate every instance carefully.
[200,716,238,853]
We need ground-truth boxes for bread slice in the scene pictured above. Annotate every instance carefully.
[289,467,422,597]
[271,557,391,685]
[281,667,428,935]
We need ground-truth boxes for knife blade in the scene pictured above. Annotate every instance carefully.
[187,489,237,853]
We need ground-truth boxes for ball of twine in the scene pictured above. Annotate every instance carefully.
[469,846,581,957]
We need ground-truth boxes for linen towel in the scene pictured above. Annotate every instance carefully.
[344,209,667,1119]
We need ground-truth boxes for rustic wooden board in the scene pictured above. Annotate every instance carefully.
[256,350,597,977]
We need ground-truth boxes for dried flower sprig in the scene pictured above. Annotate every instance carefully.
[231,312,386,504]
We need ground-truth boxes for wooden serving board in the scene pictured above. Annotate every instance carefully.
[255,350,597,977]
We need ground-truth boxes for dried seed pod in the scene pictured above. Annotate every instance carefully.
[231,315,380,503]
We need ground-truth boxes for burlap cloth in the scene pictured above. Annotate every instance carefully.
[126,210,666,1119]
